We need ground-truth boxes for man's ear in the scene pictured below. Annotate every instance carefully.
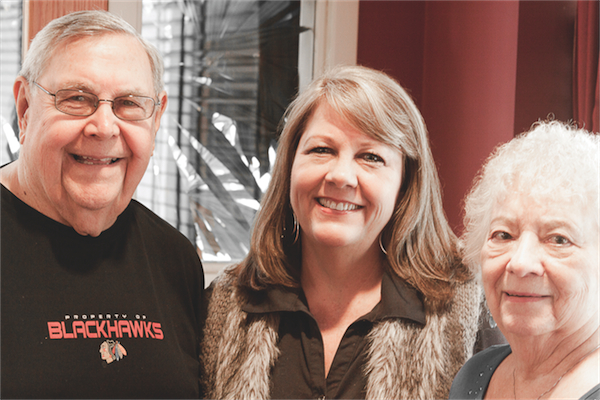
[13,77,30,144]
[153,90,168,136]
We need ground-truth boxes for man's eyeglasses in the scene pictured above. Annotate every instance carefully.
[33,82,160,121]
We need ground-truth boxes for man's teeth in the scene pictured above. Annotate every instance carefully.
[75,155,118,165]
[318,198,359,211]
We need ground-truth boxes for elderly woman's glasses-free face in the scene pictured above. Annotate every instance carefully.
[33,81,160,121]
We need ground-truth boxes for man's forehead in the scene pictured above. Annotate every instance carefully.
[59,32,134,48]
[42,34,154,95]
[51,33,147,67]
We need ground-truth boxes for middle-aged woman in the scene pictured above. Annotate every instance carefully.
[450,120,600,399]
[200,65,482,399]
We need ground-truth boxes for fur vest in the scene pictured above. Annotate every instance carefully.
[201,272,481,400]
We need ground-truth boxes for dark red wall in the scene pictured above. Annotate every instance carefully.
[357,0,576,233]
[357,1,426,108]
[513,1,577,135]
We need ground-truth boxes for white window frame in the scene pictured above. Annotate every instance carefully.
[301,0,358,90]
[108,0,143,33]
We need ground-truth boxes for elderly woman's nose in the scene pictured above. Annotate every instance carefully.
[506,233,545,277]
[325,156,358,188]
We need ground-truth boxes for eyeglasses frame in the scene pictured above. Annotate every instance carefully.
[32,81,161,121]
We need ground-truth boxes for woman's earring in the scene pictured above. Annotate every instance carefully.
[379,234,388,255]
[291,212,300,244]
[484,299,497,328]
[282,211,300,245]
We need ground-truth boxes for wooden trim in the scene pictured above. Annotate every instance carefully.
[23,0,108,54]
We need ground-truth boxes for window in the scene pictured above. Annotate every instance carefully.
[1,0,362,283]
[138,0,307,279]
[0,1,22,165]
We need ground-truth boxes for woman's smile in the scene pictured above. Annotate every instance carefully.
[502,291,550,302]
[290,102,403,251]
[317,197,362,211]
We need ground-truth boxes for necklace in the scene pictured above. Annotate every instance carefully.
[512,344,600,400]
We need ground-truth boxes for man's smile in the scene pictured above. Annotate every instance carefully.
[72,155,120,165]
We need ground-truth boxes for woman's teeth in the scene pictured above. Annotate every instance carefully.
[318,198,360,211]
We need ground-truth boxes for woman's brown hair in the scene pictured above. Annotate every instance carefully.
[233,65,472,310]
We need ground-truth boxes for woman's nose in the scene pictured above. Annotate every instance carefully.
[506,233,545,277]
[325,156,358,188]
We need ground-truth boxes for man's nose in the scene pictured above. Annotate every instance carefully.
[84,101,119,138]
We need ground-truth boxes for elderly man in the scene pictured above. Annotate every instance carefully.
[1,10,204,398]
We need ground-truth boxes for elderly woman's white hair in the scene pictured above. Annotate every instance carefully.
[462,120,600,271]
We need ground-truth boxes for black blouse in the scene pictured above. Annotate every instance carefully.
[241,270,426,399]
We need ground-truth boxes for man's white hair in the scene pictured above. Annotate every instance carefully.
[19,10,164,95]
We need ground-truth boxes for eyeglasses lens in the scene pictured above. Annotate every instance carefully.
[54,90,154,121]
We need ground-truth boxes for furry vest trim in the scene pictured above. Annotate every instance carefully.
[201,272,481,400]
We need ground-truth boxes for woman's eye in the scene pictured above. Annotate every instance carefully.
[309,147,332,154]
[362,153,384,163]
[490,231,512,241]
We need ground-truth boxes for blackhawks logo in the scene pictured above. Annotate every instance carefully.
[99,340,127,364]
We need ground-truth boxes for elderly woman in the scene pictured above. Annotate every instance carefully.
[201,65,481,399]
[450,121,600,400]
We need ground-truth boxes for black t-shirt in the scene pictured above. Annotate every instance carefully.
[1,184,204,399]
[239,271,426,399]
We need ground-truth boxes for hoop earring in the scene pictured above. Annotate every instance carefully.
[379,234,388,255]
[291,212,300,244]
[282,211,300,244]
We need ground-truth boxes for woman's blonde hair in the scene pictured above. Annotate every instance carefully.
[234,65,471,308]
